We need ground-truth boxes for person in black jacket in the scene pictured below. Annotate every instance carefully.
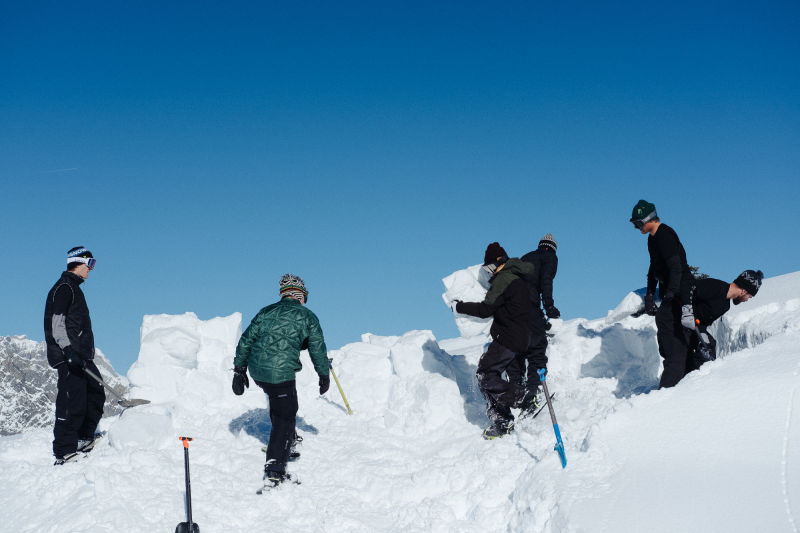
[454,242,537,439]
[506,234,559,402]
[679,270,763,373]
[44,246,105,464]
[630,200,695,388]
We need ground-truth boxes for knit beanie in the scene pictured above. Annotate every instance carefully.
[630,200,657,223]
[67,246,94,268]
[734,270,764,296]
[483,242,508,266]
[279,274,308,301]
[538,233,557,252]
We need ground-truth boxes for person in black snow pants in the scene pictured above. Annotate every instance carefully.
[506,233,560,406]
[454,242,538,439]
[630,200,695,389]
[679,269,764,374]
[44,247,105,465]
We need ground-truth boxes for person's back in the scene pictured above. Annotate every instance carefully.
[647,223,692,303]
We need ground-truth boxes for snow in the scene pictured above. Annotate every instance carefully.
[1,272,799,532]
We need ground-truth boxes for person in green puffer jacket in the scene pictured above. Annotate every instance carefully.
[454,242,538,440]
[231,274,330,486]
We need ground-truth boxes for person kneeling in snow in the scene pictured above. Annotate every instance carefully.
[454,242,538,439]
[678,269,764,375]
[232,274,330,486]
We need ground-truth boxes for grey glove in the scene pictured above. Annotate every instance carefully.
[680,304,696,329]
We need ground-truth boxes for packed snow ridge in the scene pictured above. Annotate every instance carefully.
[1,269,799,532]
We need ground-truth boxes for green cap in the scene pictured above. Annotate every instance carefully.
[630,199,657,222]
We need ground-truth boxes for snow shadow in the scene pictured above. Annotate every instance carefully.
[228,408,318,445]
[577,323,660,397]
[422,340,488,427]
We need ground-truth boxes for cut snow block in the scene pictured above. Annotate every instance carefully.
[107,409,173,450]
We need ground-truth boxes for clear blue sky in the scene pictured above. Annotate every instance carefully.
[2,2,798,373]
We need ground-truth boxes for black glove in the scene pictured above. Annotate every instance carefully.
[544,320,552,331]
[319,374,330,395]
[644,293,658,316]
[232,365,249,396]
[698,343,716,362]
[452,300,463,313]
[545,305,561,319]
[64,346,85,370]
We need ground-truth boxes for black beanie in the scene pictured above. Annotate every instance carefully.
[538,233,557,252]
[734,270,764,296]
[484,242,508,266]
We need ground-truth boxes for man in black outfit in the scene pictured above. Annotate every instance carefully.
[454,242,537,439]
[630,200,695,388]
[44,246,105,464]
[680,270,764,372]
[506,233,560,402]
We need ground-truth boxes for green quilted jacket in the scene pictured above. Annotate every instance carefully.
[234,297,329,384]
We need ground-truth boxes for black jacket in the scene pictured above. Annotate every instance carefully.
[521,247,558,309]
[44,271,95,368]
[456,259,533,353]
[690,278,731,328]
[647,223,693,304]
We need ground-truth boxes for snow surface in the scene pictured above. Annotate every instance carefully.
[1,272,799,532]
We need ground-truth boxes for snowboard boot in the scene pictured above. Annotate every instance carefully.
[54,452,80,466]
[77,434,101,454]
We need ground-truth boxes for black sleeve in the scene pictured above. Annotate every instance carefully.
[457,294,503,319]
[539,255,557,309]
[664,255,683,298]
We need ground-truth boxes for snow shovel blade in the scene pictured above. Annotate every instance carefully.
[118,398,151,408]
[175,522,199,533]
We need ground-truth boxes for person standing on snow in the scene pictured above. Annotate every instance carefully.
[506,233,560,403]
[630,200,695,388]
[678,269,764,374]
[44,247,105,465]
[232,274,330,487]
[454,242,538,439]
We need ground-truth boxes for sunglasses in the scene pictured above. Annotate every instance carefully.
[482,263,498,275]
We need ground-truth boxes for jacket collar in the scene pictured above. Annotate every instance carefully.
[62,271,85,286]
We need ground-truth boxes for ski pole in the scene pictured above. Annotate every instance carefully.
[328,358,353,415]
[537,368,567,469]
[83,366,150,408]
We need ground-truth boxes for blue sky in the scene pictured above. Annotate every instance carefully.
[2,1,798,372]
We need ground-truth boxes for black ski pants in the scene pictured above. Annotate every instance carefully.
[656,299,692,388]
[53,360,105,458]
[506,310,548,392]
[255,379,298,473]
[477,341,525,423]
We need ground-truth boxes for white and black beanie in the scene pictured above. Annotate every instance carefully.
[734,270,764,296]
[67,246,93,266]
[538,234,557,252]
[279,273,308,302]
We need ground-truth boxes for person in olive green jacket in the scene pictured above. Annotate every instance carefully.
[454,242,537,439]
[232,274,330,487]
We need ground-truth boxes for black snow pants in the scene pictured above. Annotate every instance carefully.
[255,379,298,473]
[655,299,692,388]
[477,341,525,424]
[53,360,105,458]
[505,309,548,393]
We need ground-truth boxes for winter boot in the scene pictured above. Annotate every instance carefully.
[516,388,541,418]
[482,418,515,440]
[77,434,101,454]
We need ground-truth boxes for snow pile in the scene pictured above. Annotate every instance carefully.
[1,272,799,532]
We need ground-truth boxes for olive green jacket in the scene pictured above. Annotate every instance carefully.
[234,297,329,384]
[484,258,535,304]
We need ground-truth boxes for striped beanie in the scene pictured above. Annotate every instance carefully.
[279,274,308,302]
[538,234,557,252]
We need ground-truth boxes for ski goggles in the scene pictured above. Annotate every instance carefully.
[630,210,657,230]
[67,256,97,270]
[482,263,498,275]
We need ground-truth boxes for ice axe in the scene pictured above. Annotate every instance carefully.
[175,437,200,533]
[83,366,150,408]
[328,358,353,415]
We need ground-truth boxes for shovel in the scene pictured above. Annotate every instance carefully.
[83,366,151,408]
[175,437,200,533]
